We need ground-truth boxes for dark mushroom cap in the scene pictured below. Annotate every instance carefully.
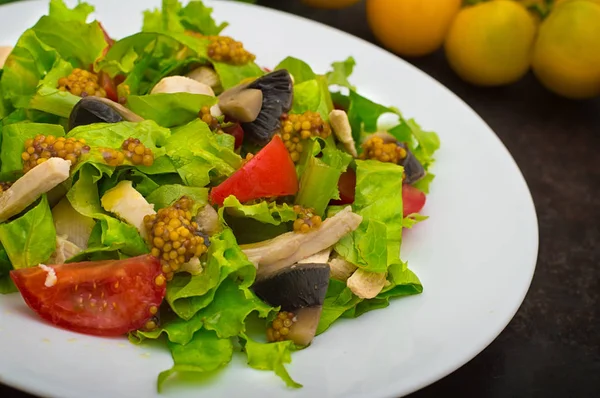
[252,263,330,312]
[240,69,293,146]
[399,143,426,184]
[68,97,123,131]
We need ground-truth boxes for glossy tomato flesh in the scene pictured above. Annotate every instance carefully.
[330,168,356,205]
[10,255,165,337]
[210,135,298,205]
[100,72,119,103]
[224,123,244,149]
[403,184,427,215]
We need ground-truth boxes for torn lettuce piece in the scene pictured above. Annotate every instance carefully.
[48,0,94,22]
[0,244,17,294]
[212,61,264,90]
[145,184,208,211]
[326,56,356,90]
[67,120,170,149]
[292,75,334,120]
[29,58,80,118]
[165,119,241,187]
[219,196,297,226]
[241,334,302,389]
[127,93,217,128]
[66,163,148,258]
[158,329,234,393]
[0,194,56,269]
[334,160,404,273]
[0,122,65,177]
[143,0,228,36]
[316,279,362,334]
[274,56,316,84]
[165,228,256,320]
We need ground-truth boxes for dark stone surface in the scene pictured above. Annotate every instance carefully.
[2,1,599,397]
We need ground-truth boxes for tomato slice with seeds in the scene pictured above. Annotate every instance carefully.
[402,184,427,215]
[210,135,298,205]
[10,255,165,337]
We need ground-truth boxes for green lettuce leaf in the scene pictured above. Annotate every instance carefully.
[67,120,170,148]
[165,119,241,187]
[326,56,356,90]
[158,329,233,392]
[242,334,302,389]
[317,279,362,334]
[275,56,316,84]
[0,122,65,177]
[29,58,80,118]
[165,228,255,320]
[48,0,94,22]
[143,0,228,36]
[0,30,61,108]
[219,196,297,226]
[212,61,264,90]
[30,14,107,68]
[334,160,404,273]
[127,93,217,128]
[145,184,208,210]
[0,195,56,269]
[66,163,148,257]
[291,75,333,120]
[0,243,17,294]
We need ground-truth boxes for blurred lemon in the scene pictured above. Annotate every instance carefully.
[444,0,537,86]
[302,0,361,9]
[531,0,600,99]
[366,0,462,57]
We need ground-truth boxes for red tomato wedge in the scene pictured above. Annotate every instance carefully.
[210,135,298,205]
[99,72,119,103]
[10,255,165,337]
[330,168,356,205]
[403,184,427,215]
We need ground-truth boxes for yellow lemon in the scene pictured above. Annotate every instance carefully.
[531,0,600,99]
[444,0,537,86]
[366,0,462,57]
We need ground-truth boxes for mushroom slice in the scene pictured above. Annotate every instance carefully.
[0,158,71,222]
[241,206,362,280]
[329,110,358,157]
[253,263,330,346]
[328,255,358,282]
[195,204,221,236]
[186,66,221,89]
[150,76,215,96]
[236,70,294,145]
[0,46,12,68]
[218,88,263,123]
[68,96,143,131]
[347,268,387,299]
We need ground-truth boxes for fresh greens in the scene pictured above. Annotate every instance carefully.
[127,93,217,128]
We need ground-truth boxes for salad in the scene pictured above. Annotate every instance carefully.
[0,0,440,391]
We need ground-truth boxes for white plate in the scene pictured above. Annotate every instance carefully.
[0,1,539,397]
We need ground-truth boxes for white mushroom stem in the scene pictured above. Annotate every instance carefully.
[0,46,12,68]
[347,268,387,299]
[329,110,358,157]
[151,76,215,96]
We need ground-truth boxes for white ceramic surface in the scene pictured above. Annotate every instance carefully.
[0,1,539,397]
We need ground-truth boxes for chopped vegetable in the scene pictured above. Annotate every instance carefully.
[209,135,298,205]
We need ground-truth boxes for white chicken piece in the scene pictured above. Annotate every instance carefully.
[48,235,83,264]
[195,204,221,236]
[328,255,358,281]
[151,76,215,96]
[185,66,221,89]
[0,158,71,222]
[298,247,332,264]
[101,180,156,239]
[347,268,387,299]
[241,206,362,279]
[329,109,358,157]
[0,46,12,68]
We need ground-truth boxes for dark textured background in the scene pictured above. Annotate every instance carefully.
[2,0,600,397]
